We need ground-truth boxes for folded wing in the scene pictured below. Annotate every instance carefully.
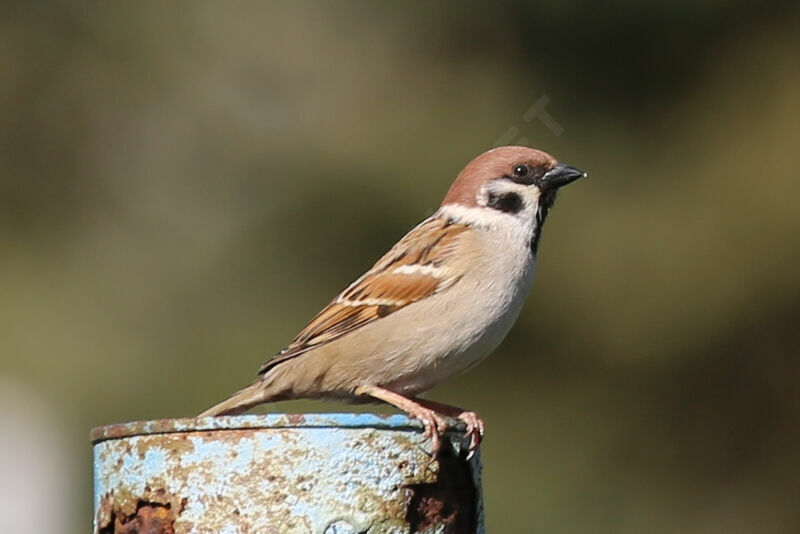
[258,216,468,375]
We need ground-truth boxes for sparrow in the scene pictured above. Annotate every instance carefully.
[199,146,586,457]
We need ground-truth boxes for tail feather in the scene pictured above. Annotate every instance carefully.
[198,380,272,417]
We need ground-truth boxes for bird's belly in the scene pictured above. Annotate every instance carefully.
[376,261,536,395]
[387,316,514,394]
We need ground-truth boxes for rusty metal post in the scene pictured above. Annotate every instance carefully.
[92,414,484,533]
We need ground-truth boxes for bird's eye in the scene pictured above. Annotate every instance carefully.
[512,164,528,177]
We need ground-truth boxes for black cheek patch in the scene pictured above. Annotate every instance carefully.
[487,191,523,214]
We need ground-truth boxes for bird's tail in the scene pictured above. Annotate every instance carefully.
[198,379,276,417]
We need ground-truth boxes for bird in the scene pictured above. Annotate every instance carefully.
[199,146,586,457]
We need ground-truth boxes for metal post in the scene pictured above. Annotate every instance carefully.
[92,414,484,533]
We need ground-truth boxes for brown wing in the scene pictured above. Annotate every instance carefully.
[258,216,468,375]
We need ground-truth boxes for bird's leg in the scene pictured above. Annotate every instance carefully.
[354,385,449,455]
[412,397,485,459]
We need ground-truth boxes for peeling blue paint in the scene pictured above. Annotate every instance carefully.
[92,414,484,533]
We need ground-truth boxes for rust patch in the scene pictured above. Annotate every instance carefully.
[405,444,477,534]
[285,413,307,425]
[98,501,176,534]
[97,488,185,534]
[134,434,195,459]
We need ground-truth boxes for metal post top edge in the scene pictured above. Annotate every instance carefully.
[90,413,465,443]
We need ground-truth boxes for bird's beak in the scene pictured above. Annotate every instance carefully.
[542,163,587,189]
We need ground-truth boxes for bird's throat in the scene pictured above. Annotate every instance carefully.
[530,190,557,255]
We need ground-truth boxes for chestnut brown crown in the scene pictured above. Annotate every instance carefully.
[441,146,559,207]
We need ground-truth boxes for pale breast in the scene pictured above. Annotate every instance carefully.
[361,221,536,394]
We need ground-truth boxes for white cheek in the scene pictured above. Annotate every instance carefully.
[518,187,542,216]
[522,186,541,205]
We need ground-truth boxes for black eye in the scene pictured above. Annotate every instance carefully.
[513,164,528,177]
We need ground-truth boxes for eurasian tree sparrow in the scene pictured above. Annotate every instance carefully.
[200,146,586,457]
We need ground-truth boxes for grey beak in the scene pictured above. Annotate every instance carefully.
[542,163,587,189]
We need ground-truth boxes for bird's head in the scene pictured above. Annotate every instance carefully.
[441,146,586,252]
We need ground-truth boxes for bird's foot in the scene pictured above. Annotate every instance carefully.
[413,408,450,456]
[352,385,461,457]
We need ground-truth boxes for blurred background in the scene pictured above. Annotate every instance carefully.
[1,1,799,532]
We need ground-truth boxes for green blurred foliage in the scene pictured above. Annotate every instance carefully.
[1,1,799,532]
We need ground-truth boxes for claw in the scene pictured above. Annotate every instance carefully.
[458,411,485,459]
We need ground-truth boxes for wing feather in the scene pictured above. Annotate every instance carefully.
[258,216,468,375]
